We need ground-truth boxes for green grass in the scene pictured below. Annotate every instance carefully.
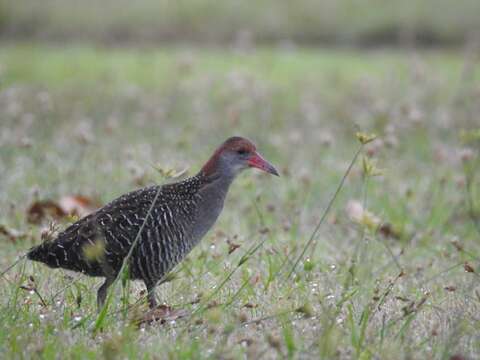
[0,44,479,359]
[0,45,476,88]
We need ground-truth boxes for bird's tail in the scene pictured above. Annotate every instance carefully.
[27,244,48,262]
[27,243,60,268]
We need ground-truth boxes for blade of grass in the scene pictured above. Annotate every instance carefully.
[93,186,162,333]
[286,145,363,279]
[190,231,270,317]
[0,254,27,281]
[187,197,273,317]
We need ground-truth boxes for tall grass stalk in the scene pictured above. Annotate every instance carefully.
[286,145,363,279]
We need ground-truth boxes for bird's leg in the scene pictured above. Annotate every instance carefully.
[144,281,158,309]
[97,276,115,311]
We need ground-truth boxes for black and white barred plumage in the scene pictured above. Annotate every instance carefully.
[27,136,278,309]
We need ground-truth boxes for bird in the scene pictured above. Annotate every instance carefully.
[27,136,278,309]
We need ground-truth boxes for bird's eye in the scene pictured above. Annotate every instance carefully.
[237,149,248,155]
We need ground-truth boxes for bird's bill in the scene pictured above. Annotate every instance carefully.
[247,152,279,176]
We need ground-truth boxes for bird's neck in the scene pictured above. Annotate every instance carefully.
[186,170,234,243]
[195,152,239,230]
[201,150,221,178]
[198,168,235,197]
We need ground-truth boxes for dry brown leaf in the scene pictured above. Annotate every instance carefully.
[378,223,401,239]
[58,195,101,218]
[258,227,270,234]
[135,304,189,326]
[250,274,261,285]
[27,200,66,224]
[227,239,241,254]
[451,239,464,252]
[27,196,101,224]
[0,224,28,242]
[464,262,475,273]
[206,300,220,309]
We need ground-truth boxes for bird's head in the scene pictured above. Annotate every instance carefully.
[201,136,279,178]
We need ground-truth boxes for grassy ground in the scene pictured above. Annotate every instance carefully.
[0,44,480,359]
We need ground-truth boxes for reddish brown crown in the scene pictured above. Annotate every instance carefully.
[201,137,256,176]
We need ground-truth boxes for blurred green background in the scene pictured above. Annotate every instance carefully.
[1,0,480,46]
